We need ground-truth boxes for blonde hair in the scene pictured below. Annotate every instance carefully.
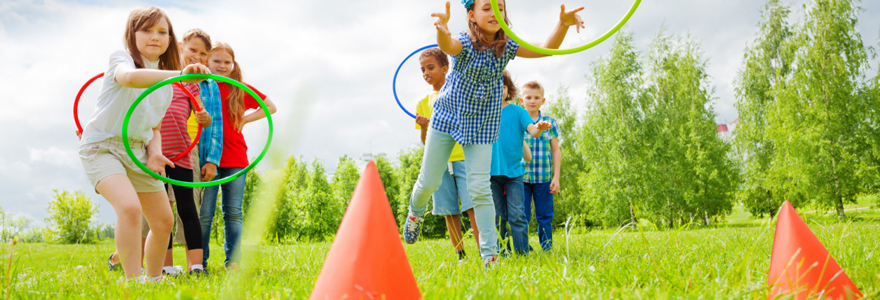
[209,42,245,129]
[182,28,212,52]
[467,0,512,58]
[522,81,544,96]
[124,7,181,71]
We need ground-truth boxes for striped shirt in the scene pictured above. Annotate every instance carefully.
[523,112,559,183]
[160,83,201,170]
[430,31,520,145]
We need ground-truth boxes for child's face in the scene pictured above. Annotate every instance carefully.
[419,56,448,87]
[208,50,234,77]
[180,39,209,65]
[521,88,545,112]
[134,17,170,62]
[469,0,504,36]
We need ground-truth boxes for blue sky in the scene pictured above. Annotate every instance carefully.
[1,0,878,225]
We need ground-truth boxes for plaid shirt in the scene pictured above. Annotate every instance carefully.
[431,31,520,145]
[523,112,559,183]
[197,79,223,167]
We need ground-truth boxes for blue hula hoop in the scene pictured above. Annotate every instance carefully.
[392,44,438,119]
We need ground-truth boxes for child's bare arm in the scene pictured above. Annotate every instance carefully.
[516,5,586,58]
[115,64,211,88]
[526,121,552,138]
[239,97,277,131]
[550,137,561,194]
[433,1,463,56]
[146,127,174,178]
[523,141,532,162]
[416,114,430,144]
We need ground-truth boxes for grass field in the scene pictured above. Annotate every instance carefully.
[2,209,879,299]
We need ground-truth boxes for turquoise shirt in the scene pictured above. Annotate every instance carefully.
[490,104,535,178]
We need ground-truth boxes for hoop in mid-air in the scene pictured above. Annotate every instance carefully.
[122,74,273,188]
[392,44,439,119]
[491,0,641,55]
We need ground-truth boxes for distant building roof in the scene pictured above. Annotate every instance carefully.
[717,124,729,133]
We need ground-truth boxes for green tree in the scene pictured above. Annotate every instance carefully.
[332,155,360,211]
[542,87,589,227]
[241,167,263,219]
[734,0,795,218]
[768,0,876,218]
[375,156,400,219]
[44,190,99,244]
[580,30,647,227]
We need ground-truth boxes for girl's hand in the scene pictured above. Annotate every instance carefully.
[146,153,174,180]
[415,114,430,127]
[195,109,211,127]
[181,63,212,84]
[431,1,452,36]
[559,4,586,33]
[550,177,560,194]
[536,120,552,131]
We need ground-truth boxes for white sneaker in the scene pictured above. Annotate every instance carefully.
[483,256,498,270]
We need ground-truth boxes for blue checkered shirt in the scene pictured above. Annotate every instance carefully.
[198,79,223,167]
[523,112,559,183]
[430,31,520,145]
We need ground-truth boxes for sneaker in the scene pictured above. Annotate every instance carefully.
[402,214,424,244]
[189,268,209,276]
[162,266,184,276]
[107,253,120,272]
[142,275,166,283]
[457,250,467,261]
[483,256,498,270]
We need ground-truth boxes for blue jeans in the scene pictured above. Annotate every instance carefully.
[524,181,554,250]
[200,167,246,267]
[409,128,497,259]
[491,175,529,255]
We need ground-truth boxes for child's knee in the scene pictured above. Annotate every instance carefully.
[149,214,174,234]
[117,202,142,221]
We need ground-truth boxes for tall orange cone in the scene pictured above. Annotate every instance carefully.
[309,161,421,300]
[767,201,861,299]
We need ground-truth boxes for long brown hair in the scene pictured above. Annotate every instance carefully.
[209,42,245,129]
[467,0,512,58]
[124,7,181,71]
[502,70,517,101]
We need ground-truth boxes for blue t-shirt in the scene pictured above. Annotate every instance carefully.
[490,104,535,177]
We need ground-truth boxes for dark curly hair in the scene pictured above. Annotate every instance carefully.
[419,47,449,67]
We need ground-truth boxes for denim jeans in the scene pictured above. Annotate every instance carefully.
[409,128,497,259]
[491,175,529,255]
[199,167,246,267]
[524,181,554,250]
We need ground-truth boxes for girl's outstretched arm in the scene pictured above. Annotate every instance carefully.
[516,4,585,58]
[115,63,211,88]
[433,1,463,56]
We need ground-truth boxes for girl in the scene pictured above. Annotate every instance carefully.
[199,42,277,269]
[80,6,209,281]
[403,0,583,268]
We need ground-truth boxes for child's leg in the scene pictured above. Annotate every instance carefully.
[96,174,144,279]
[503,177,529,255]
[465,208,479,250]
[167,166,204,270]
[219,167,246,267]
[138,190,174,278]
[409,128,457,217]
[489,176,510,253]
[444,215,464,251]
[522,183,535,231]
[533,182,555,250]
[461,143,496,260]
[199,182,221,266]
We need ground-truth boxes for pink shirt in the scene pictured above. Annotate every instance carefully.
[160,83,200,170]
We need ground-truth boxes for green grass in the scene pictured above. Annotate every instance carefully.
[2,218,880,299]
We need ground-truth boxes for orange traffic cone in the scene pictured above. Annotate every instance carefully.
[767,201,861,299]
[309,161,421,300]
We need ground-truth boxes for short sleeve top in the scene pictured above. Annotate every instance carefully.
[430,31,520,146]
[80,50,172,145]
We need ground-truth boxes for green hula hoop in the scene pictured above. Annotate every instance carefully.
[492,0,641,55]
[122,74,273,188]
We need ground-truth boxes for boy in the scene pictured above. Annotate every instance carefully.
[414,47,480,261]
[490,71,550,256]
[521,81,561,251]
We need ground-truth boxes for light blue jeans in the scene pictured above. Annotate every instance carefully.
[200,167,246,267]
[410,128,497,259]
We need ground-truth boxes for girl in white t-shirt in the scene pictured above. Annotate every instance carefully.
[78,6,209,282]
